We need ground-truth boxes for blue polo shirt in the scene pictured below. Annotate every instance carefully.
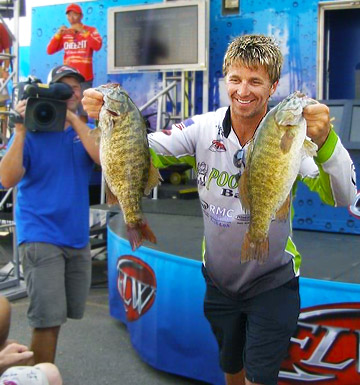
[9,126,94,248]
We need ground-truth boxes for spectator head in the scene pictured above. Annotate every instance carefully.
[66,3,83,25]
[47,65,84,85]
[66,3,82,15]
[47,65,84,112]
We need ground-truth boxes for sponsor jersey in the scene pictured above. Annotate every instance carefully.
[47,25,102,81]
[148,107,357,299]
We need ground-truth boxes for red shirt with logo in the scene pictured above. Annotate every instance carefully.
[0,23,11,52]
[47,24,102,82]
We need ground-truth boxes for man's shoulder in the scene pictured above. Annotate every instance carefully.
[195,107,228,125]
[83,25,99,33]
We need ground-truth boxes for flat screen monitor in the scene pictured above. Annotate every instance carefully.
[350,105,360,143]
[107,0,207,73]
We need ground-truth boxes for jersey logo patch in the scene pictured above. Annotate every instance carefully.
[174,118,194,130]
[209,139,226,152]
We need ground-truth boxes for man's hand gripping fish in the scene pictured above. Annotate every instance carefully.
[239,91,318,264]
[94,84,161,251]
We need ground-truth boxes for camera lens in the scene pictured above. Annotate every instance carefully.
[33,102,56,125]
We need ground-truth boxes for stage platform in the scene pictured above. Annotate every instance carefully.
[140,196,360,283]
[2,194,360,385]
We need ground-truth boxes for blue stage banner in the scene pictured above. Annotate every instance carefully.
[107,227,225,385]
[108,226,360,385]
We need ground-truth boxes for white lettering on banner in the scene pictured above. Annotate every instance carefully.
[280,321,353,380]
[64,40,87,50]
[118,271,156,316]
[300,324,353,370]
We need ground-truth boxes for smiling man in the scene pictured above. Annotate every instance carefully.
[0,65,100,365]
[82,35,357,385]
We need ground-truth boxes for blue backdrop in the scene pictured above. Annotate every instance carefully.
[24,0,360,234]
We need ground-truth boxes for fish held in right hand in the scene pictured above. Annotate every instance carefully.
[95,83,162,251]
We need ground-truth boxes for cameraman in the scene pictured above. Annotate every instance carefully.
[0,65,100,365]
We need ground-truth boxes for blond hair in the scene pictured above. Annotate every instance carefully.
[222,34,283,84]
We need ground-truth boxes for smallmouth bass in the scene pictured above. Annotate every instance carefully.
[239,91,318,264]
[95,84,161,251]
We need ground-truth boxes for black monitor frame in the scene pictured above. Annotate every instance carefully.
[107,0,207,73]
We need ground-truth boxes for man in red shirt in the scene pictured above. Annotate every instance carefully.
[0,23,11,77]
[47,3,102,121]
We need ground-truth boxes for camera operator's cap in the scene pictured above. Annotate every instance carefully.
[47,65,85,84]
[66,3,82,14]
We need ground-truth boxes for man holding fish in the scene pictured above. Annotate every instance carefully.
[0,65,100,365]
[82,35,356,385]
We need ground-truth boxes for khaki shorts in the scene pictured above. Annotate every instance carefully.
[0,366,49,385]
[20,242,92,328]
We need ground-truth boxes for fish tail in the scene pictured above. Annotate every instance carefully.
[241,232,269,264]
[126,221,157,251]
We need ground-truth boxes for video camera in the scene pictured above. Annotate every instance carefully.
[11,76,73,132]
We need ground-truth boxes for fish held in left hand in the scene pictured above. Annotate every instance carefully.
[239,91,318,264]
[94,83,162,251]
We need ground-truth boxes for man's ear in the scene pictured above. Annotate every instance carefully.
[270,81,279,95]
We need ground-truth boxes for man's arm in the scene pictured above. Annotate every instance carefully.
[301,102,357,207]
[83,26,102,51]
[66,110,100,164]
[46,27,66,55]
[0,101,27,188]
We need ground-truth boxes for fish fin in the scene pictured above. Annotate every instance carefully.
[144,162,163,196]
[241,232,269,264]
[105,183,119,205]
[275,194,291,222]
[126,221,157,251]
[302,137,318,157]
[280,129,295,154]
[238,167,250,212]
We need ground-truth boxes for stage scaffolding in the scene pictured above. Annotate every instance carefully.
[0,0,26,299]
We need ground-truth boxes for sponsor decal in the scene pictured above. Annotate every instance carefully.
[209,139,226,152]
[55,65,78,75]
[235,213,250,224]
[64,40,87,50]
[216,124,224,137]
[201,201,234,227]
[206,168,238,190]
[279,303,360,384]
[197,161,208,186]
[174,118,194,130]
[200,199,209,210]
[116,255,156,322]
